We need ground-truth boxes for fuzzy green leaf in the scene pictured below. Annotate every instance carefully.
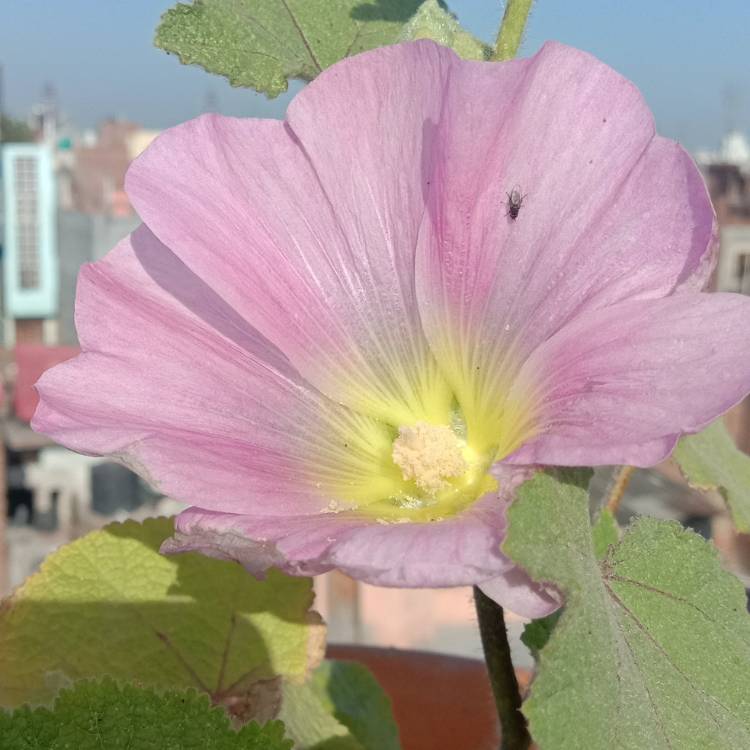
[520,610,561,658]
[0,518,324,711]
[504,470,750,750]
[155,0,424,97]
[522,490,615,659]
[279,660,401,749]
[398,0,490,59]
[0,678,292,750]
[674,419,750,532]
[591,507,619,559]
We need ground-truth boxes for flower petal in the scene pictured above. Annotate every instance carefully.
[165,492,509,585]
[125,43,463,426]
[478,571,560,620]
[414,41,716,454]
[505,293,750,466]
[163,476,558,618]
[162,508,354,578]
[32,227,399,514]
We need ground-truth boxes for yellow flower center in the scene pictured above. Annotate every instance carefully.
[391,421,467,494]
[348,413,498,524]
[312,348,538,524]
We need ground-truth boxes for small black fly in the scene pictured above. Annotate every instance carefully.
[506,185,526,220]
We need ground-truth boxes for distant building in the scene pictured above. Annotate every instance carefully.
[1,143,59,347]
[0,137,137,470]
[705,164,750,294]
[0,111,165,593]
[720,131,750,169]
[70,120,138,216]
[699,130,750,452]
[1,120,154,348]
[696,130,750,174]
[697,129,750,295]
[69,120,158,217]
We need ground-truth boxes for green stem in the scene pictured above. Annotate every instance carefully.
[493,0,534,61]
[473,587,532,750]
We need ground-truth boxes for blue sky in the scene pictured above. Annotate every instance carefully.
[1,0,748,151]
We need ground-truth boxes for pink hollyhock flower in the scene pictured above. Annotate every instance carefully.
[33,41,750,618]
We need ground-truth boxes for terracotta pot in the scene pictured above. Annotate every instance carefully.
[327,645,532,750]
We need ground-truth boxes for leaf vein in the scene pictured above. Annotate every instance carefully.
[279,0,323,73]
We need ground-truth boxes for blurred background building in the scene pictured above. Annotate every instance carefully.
[0,85,168,600]
[697,131,750,454]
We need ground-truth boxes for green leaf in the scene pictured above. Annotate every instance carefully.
[522,490,615,659]
[155,0,424,97]
[591,507,619,559]
[520,610,561,657]
[398,0,490,60]
[0,518,324,712]
[279,659,401,750]
[674,419,750,532]
[308,660,401,750]
[0,678,293,750]
[504,470,750,750]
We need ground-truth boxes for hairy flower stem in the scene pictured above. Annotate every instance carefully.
[493,0,534,61]
[473,586,531,750]
[605,465,636,515]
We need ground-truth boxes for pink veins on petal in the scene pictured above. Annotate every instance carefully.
[32,41,750,618]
